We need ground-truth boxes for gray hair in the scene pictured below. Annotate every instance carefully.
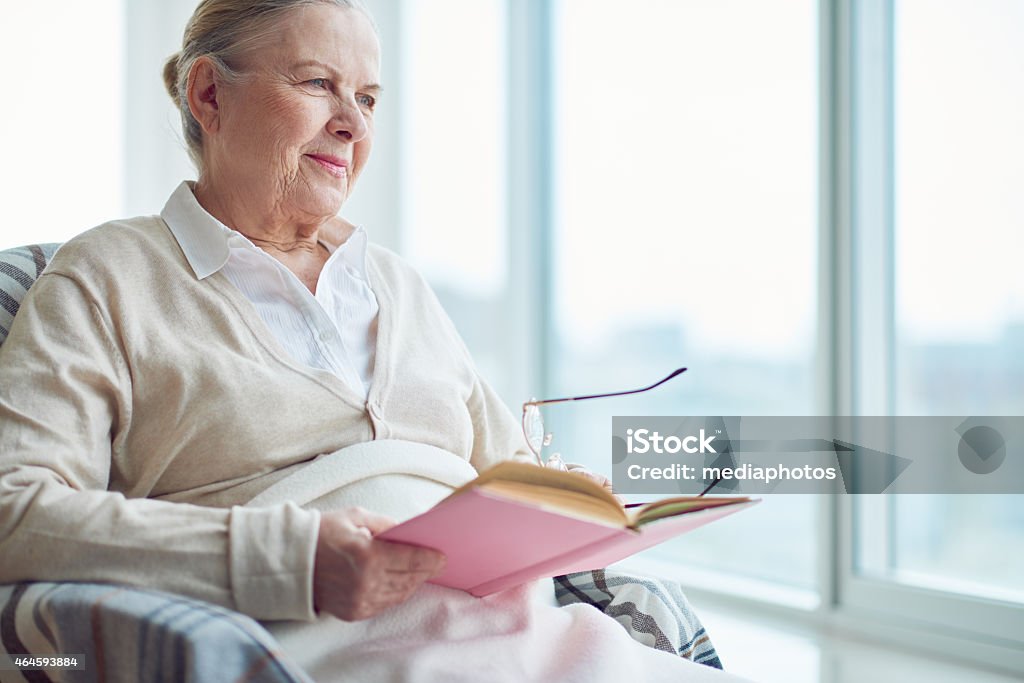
[162,0,376,170]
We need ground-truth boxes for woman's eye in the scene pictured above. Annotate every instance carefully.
[307,78,330,90]
[357,94,376,110]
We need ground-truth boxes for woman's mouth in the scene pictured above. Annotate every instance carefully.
[305,154,348,178]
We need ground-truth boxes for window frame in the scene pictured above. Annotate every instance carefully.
[832,0,1024,669]
[512,0,1024,675]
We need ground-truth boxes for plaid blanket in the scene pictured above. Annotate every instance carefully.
[557,569,723,669]
[0,573,720,682]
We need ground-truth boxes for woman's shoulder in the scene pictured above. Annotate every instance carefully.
[45,215,183,281]
[363,241,460,322]
[365,241,431,289]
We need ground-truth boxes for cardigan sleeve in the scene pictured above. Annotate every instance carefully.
[466,371,536,472]
[0,272,319,621]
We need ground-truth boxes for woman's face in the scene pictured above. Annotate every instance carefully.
[205,4,380,223]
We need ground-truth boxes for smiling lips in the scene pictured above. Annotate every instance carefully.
[306,154,348,178]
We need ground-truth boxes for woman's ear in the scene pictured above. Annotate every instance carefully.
[186,57,222,134]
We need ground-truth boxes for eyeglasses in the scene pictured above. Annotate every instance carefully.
[521,367,687,469]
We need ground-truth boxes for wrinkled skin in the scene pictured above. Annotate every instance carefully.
[314,507,446,621]
[187,4,380,290]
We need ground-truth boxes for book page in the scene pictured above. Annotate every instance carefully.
[630,496,752,527]
[479,480,628,527]
[448,461,623,511]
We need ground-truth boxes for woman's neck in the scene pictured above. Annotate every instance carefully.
[193,175,325,252]
[192,175,357,293]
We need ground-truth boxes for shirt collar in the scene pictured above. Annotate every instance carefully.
[161,180,370,281]
[160,181,231,280]
[333,226,370,281]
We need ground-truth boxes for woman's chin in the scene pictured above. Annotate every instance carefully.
[294,189,348,220]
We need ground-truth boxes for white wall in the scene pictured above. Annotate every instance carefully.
[0,0,402,251]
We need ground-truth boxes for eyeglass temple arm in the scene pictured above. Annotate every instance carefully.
[527,367,687,408]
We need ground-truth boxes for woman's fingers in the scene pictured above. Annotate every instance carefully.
[313,508,446,621]
[378,539,447,576]
[346,542,444,617]
[345,505,398,534]
[565,463,610,487]
[565,464,626,504]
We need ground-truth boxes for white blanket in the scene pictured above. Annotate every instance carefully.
[252,440,752,682]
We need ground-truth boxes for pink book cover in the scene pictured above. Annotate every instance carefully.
[377,487,758,596]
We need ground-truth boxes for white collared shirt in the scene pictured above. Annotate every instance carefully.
[160,181,378,397]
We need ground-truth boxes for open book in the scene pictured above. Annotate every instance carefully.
[377,461,758,596]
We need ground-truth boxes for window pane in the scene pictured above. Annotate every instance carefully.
[400,0,513,396]
[551,0,818,589]
[889,0,1024,600]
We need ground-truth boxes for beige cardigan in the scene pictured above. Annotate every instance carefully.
[0,216,531,621]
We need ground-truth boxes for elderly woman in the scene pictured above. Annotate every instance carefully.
[0,1,747,681]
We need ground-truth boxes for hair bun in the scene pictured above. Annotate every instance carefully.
[162,53,181,100]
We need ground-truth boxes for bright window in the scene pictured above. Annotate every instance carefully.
[548,0,819,590]
[880,0,1024,602]
[399,0,515,398]
[842,0,1024,661]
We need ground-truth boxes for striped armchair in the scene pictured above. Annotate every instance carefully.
[0,244,61,345]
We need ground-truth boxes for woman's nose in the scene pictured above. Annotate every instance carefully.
[330,100,368,143]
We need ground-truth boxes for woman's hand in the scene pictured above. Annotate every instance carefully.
[546,455,624,505]
[567,465,625,504]
[313,507,446,621]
